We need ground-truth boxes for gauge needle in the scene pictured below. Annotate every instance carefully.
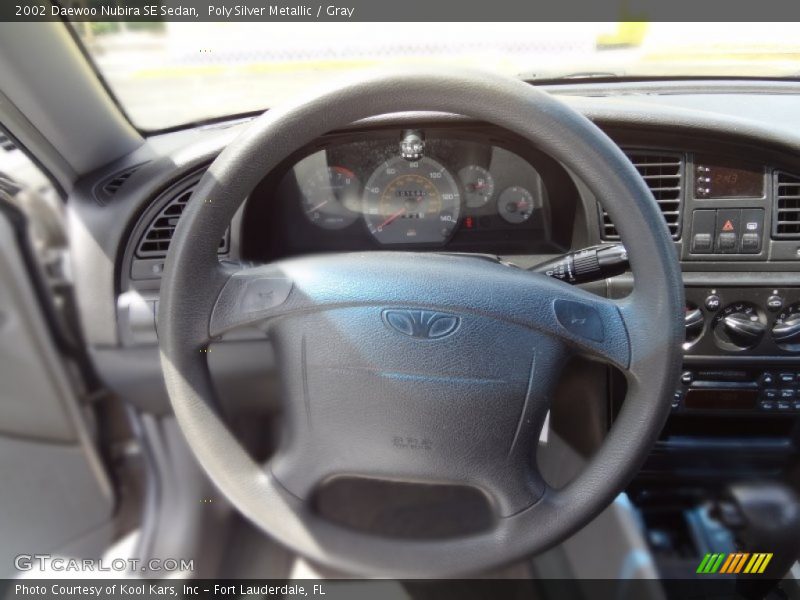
[306,200,329,214]
[377,207,406,229]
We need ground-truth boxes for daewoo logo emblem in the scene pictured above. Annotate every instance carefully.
[382,309,460,340]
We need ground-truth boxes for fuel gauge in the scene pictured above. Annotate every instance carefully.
[497,186,538,224]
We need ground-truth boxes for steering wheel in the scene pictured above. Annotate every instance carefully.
[158,69,684,576]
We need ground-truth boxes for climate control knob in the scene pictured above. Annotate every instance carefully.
[773,303,800,352]
[684,303,704,348]
[713,302,766,351]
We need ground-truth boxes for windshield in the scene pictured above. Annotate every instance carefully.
[72,22,800,131]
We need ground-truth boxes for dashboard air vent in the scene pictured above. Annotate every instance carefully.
[135,181,228,259]
[774,171,800,238]
[95,164,150,204]
[102,167,138,196]
[600,151,685,240]
[0,133,16,152]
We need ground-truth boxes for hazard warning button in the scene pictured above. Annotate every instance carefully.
[715,209,740,254]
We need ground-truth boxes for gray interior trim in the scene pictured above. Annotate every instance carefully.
[0,89,76,187]
[0,209,114,576]
[0,22,141,185]
[0,435,114,578]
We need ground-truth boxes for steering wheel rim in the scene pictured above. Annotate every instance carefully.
[158,68,684,576]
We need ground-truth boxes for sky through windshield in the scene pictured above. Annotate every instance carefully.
[71,22,800,130]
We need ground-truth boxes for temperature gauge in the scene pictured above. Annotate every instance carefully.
[458,165,495,208]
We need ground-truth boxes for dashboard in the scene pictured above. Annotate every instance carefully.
[65,82,800,432]
[241,128,577,260]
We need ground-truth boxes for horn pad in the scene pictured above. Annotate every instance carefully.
[268,305,567,517]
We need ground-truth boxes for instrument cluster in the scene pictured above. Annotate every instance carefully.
[244,129,569,260]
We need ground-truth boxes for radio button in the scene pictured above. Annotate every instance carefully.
[759,372,775,387]
[780,388,796,400]
[778,373,795,385]
[760,400,775,410]
[777,401,792,411]
[763,389,779,400]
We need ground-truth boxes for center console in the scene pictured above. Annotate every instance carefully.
[616,283,800,577]
[677,286,800,414]
[601,150,800,577]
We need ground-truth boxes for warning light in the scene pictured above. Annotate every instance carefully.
[464,216,474,229]
[722,220,735,232]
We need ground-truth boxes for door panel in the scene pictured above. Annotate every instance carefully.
[0,206,114,577]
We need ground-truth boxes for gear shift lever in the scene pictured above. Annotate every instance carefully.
[715,482,800,599]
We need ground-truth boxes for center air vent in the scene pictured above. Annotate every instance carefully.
[600,150,685,240]
[774,171,800,238]
[135,178,228,259]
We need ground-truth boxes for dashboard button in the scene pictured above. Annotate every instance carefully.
[759,372,775,387]
[741,233,760,252]
[718,231,737,250]
[780,388,796,400]
[763,389,779,400]
[740,209,765,254]
[238,277,293,315]
[692,233,713,252]
[680,371,693,385]
[715,209,741,254]
[705,295,721,311]
[794,400,800,411]
[777,401,792,411]
[760,400,775,410]
[778,373,795,385]
[672,390,683,408]
[554,299,604,342]
[690,210,716,255]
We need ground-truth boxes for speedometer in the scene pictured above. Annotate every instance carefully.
[362,157,461,245]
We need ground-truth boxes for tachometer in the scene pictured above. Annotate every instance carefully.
[363,157,461,245]
[300,166,361,230]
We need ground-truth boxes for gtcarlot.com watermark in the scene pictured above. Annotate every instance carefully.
[15,554,194,573]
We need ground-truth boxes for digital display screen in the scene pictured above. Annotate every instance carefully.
[684,389,758,410]
[695,157,765,199]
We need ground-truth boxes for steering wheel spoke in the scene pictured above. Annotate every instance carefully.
[210,263,295,336]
